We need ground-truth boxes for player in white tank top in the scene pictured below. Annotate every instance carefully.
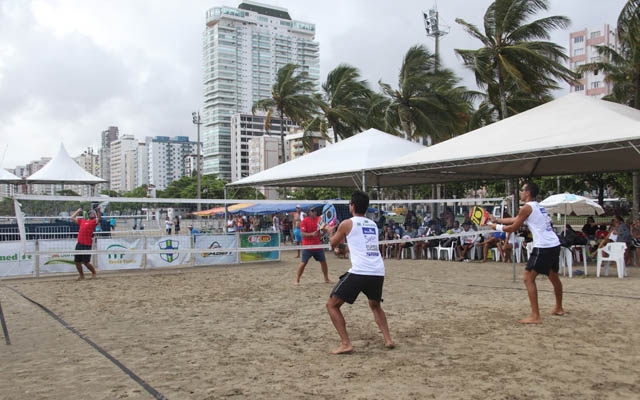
[489,182,564,324]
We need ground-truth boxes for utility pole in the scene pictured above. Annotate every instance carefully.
[192,111,202,212]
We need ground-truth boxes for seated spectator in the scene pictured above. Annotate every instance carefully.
[593,216,631,261]
[477,232,504,263]
[497,231,518,263]
[631,219,640,266]
[582,216,598,240]
[380,225,395,259]
[456,221,478,261]
[396,225,417,259]
[414,221,439,259]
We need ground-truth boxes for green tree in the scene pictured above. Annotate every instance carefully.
[378,44,471,143]
[455,0,576,120]
[579,0,640,217]
[252,63,316,164]
[305,64,372,144]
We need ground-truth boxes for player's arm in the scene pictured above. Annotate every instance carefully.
[95,206,101,220]
[327,219,352,249]
[490,205,531,233]
[70,208,82,224]
[489,214,517,225]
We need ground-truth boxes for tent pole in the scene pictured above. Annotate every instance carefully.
[224,186,228,234]
[512,179,517,283]
[362,171,366,192]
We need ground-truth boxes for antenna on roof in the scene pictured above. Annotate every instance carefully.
[422,3,449,68]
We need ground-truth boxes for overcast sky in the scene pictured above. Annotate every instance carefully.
[0,0,628,170]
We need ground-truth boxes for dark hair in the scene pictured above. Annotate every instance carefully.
[523,181,539,198]
[350,190,369,214]
[615,215,624,223]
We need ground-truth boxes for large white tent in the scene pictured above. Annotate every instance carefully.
[370,94,640,184]
[0,168,22,184]
[26,144,106,185]
[228,128,426,189]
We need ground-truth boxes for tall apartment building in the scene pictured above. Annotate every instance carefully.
[71,148,100,196]
[201,1,319,180]
[99,126,119,191]
[110,135,138,193]
[230,113,298,181]
[569,24,618,98]
[248,135,280,199]
[145,136,198,190]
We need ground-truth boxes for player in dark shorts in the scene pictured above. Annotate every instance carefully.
[490,181,564,324]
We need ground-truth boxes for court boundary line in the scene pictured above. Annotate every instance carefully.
[3,284,168,400]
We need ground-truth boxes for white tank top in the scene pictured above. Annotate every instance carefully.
[346,216,385,276]
[526,201,560,248]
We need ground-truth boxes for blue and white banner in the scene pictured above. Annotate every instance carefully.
[193,234,238,266]
[0,241,36,277]
[146,235,190,268]
[96,238,144,271]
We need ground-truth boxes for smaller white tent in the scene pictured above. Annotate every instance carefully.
[227,128,426,189]
[27,144,106,184]
[0,168,22,184]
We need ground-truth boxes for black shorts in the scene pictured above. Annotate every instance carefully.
[330,272,384,304]
[526,245,560,276]
[301,249,326,263]
[74,243,93,263]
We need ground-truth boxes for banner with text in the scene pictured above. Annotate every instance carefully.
[0,241,36,277]
[193,234,238,266]
[39,239,77,274]
[239,232,280,263]
[96,238,144,271]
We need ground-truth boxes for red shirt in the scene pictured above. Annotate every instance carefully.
[77,218,98,245]
[300,215,321,246]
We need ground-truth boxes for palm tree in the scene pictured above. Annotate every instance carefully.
[378,44,472,143]
[305,64,372,144]
[455,0,576,120]
[579,0,640,217]
[252,63,316,164]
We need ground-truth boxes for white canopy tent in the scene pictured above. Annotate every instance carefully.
[227,128,426,189]
[26,144,106,185]
[370,94,640,184]
[0,169,22,184]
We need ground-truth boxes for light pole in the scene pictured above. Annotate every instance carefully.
[192,111,202,211]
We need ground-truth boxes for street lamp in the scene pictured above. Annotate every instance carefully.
[192,111,202,211]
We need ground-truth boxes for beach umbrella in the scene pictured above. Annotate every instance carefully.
[540,193,604,230]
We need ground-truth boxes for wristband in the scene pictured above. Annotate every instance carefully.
[496,224,504,232]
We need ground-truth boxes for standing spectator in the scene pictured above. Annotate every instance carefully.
[164,217,173,235]
[281,214,292,244]
[173,216,181,234]
[293,212,303,258]
[272,213,280,233]
[70,206,100,280]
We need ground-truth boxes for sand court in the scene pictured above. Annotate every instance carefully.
[1,255,639,399]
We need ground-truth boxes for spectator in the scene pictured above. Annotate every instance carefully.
[582,216,598,240]
[396,225,417,259]
[281,214,292,244]
[173,216,181,234]
[165,217,173,235]
[456,221,478,261]
[188,225,201,243]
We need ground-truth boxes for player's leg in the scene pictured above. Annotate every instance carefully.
[326,295,352,354]
[520,269,541,324]
[295,250,311,284]
[368,299,394,349]
[548,270,564,316]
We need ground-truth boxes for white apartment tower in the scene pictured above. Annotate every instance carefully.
[110,135,138,193]
[145,136,198,190]
[569,24,618,98]
[99,126,119,191]
[201,1,319,180]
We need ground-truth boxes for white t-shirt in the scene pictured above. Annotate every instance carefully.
[346,216,385,276]
[526,201,560,248]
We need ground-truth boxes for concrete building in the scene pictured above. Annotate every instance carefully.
[201,1,319,180]
[110,135,138,193]
[248,134,280,199]
[145,136,197,191]
[285,129,331,161]
[99,126,119,191]
[70,148,100,196]
[569,24,618,98]
[230,113,297,181]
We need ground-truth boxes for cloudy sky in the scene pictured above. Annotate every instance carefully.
[0,0,628,170]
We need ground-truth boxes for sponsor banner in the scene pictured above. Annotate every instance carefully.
[39,239,78,273]
[146,236,190,268]
[193,234,238,266]
[239,232,280,263]
[96,238,144,271]
[0,241,36,277]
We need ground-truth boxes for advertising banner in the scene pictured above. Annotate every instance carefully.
[193,234,238,266]
[146,235,190,268]
[0,241,36,277]
[39,239,77,273]
[96,238,144,271]
[239,232,280,263]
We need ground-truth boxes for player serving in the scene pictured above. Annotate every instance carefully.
[324,190,394,354]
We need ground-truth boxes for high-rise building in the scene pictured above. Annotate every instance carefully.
[110,135,138,193]
[99,126,119,191]
[569,24,618,98]
[230,113,298,181]
[145,136,198,190]
[201,1,319,180]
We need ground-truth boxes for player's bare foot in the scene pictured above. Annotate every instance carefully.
[518,315,541,324]
[551,308,565,316]
[76,276,85,281]
[385,342,395,349]
[330,344,353,355]
[324,279,333,284]
[480,259,487,263]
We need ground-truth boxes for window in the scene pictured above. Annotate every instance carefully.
[591,81,601,89]
[573,36,584,43]
[590,31,601,39]
[573,48,584,56]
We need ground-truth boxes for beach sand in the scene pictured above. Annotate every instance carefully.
[1,253,639,399]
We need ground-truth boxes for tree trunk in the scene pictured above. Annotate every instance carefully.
[497,68,508,120]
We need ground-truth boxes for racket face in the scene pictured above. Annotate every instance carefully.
[320,204,337,229]
[469,206,489,225]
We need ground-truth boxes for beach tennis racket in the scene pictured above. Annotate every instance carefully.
[469,206,490,225]
[318,203,337,230]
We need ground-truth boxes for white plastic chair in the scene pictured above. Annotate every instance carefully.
[571,245,589,276]
[436,238,457,261]
[596,242,627,278]
[513,236,525,263]
[559,246,574,277]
